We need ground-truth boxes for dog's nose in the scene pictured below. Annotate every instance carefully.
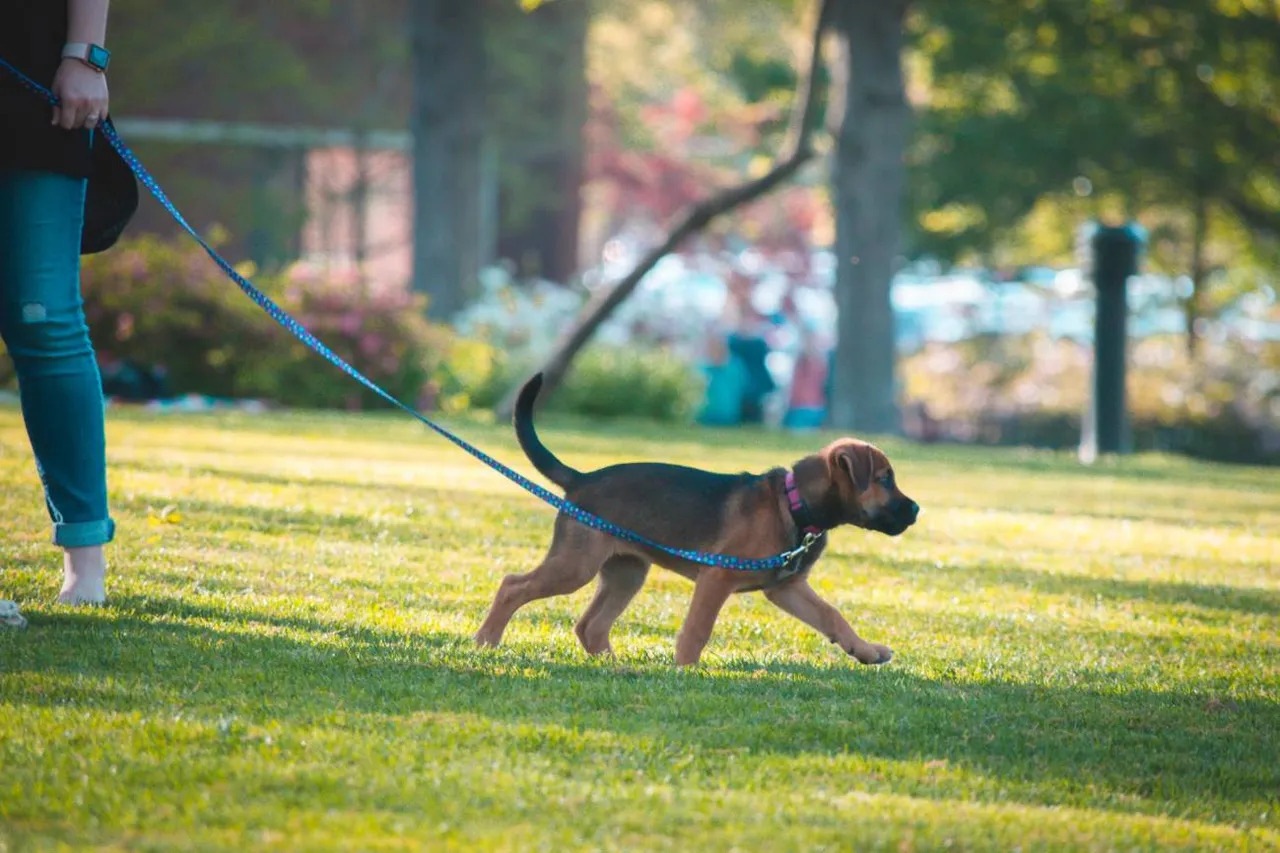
[907,501,920,522]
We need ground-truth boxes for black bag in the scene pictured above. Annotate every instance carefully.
[81,117,139,255]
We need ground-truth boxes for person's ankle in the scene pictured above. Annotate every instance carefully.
[59,545,107,605]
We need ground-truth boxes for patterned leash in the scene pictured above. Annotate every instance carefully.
[0,56,814,572]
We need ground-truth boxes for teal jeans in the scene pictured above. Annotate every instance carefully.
[0,169,114,548]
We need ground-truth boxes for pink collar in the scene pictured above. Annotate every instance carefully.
[784,470,824,537]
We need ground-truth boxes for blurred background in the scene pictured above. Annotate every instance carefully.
[2,0,1276,465]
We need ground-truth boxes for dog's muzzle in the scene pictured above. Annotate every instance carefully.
[872,497,919,536]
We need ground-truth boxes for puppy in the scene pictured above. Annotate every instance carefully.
[474,373,919,666]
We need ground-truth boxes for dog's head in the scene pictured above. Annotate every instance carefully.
[797,438,919,536]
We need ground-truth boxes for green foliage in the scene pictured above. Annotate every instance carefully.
[432,337,521,413]
[553,346,706,422]
[230,275,447,411]
[110,0,409,128]
[79,234,283,398]
[726,50,831,147]
[437,339,706,423]
[908,0,1280,268]
[2,411,1279,850]
[72,236,447,410]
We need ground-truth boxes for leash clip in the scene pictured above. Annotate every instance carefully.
[775,530,822,581]
[781,530,821,563]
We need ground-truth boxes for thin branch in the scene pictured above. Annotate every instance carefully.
[494,0,834,419]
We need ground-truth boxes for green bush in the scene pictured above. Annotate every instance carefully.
[431,336,524,413]
[553,346,705,422]
[78,234,278,398]
[229,272,447,411]
[2,234,450,410]
[432,339,705,423]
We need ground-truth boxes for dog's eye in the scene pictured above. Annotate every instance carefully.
[879,472,894,488]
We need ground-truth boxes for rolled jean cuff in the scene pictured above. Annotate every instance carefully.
[52,517,115,548]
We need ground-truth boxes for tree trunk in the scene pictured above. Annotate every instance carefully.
[493,0,834,419]
[826,0,911,435]
[553,0,589,282]
[493,0,589,283]
[1185,193,1208,358]
[352,130,369,271]
[411,0,485,320]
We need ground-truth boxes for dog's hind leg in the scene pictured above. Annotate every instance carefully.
[473,521,608,648]
[575,555,649,655]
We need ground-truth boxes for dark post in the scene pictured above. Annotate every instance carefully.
[1080,222,1144,463]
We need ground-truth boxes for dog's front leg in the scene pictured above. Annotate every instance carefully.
[764,579,893,665]
[675,569,737,666]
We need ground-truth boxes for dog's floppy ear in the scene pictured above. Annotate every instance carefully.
[834,442,875,493]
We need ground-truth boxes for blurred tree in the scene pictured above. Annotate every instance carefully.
[411,0,485,319]
[501,0,918,433]
[581,0,833,253]
[825,0,912,433]
[909,0,1280,355]
[105,0,411,268]
[488,0,590,283]
[581,0,815,252]
[633,0,912,434]
[107,0,593,317]
[494,0,833,417]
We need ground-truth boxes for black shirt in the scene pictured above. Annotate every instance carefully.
[0,1,93,178]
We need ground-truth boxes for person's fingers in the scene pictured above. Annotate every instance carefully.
[63,93,82,129]
[58,98,82,130]
[82,92,109,128]
[51,65,110,129]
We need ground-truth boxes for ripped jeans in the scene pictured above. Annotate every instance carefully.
[0,169,114,548]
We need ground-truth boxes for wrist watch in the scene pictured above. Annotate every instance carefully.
[62,42,111,72]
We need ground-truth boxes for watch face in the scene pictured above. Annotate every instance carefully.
[87,44,110,71]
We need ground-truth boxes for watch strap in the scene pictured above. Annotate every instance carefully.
[62,42,110,72]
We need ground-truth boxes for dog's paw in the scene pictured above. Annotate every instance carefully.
[850,642,893,665]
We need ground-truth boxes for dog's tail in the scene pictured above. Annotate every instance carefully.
[514,372,581,490]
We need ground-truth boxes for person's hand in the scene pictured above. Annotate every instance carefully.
[51,57,109,131]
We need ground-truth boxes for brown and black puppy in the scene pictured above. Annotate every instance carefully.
[474,373,920,666]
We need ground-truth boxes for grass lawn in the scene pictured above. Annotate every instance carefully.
[2,403,1278,852]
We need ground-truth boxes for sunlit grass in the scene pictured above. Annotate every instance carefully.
[2,404,1278,851]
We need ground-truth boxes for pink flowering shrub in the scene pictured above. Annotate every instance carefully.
[234,266,447,410]
[70,235,448,410]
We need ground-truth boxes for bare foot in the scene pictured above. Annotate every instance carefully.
[0,600,26,629]
[58,546,107,605]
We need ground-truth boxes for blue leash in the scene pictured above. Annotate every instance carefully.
[1,56,816,572]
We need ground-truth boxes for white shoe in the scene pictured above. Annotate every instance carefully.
[0,600,27,629]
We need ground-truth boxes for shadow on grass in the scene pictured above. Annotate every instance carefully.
[101,485,1280,629]
[899,559,1280,618]
[5,595,1278,828]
